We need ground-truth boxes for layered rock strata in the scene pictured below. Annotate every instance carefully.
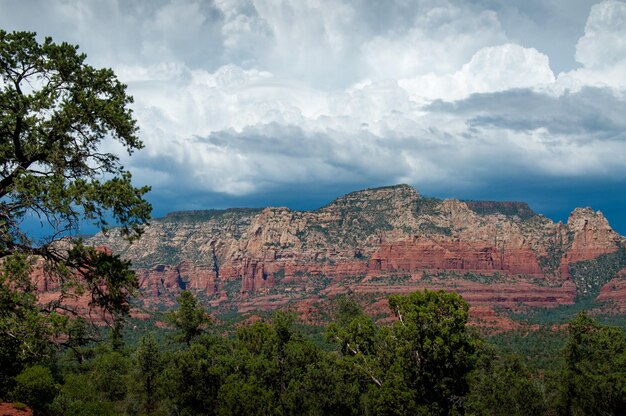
[82,185,625,324]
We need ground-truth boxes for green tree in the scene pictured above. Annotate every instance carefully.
[51,372,119,416]
[161,335,231,416]
[216,376,279,416]
[560,311,626,416]
[332,294,363,327]
[213,311,353,416]
[329,290,479,415]
[0,30,151,245]
[91,351,131,403]
[0,254,54,395]
[465,350,546,416]
[166,290,211,346]
[326,299,381,389]
[282,354,361,416]
[384,290,478,414]
[50,346,131,416]
[0,29,150,312]
[0,30,150,397]
[12,364,58,415]
[134,333,162,414]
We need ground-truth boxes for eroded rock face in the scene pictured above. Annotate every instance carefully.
[565,208,620,262]
[79,185,625,326]
[367,239,544,276]
[136,263,219,299]
[597,268,626,311]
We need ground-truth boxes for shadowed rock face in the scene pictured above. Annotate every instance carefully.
[81,184,625,326]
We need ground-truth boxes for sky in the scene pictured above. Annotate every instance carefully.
[2,0,626,234]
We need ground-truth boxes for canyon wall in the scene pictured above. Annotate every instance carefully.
[83,184,625,325]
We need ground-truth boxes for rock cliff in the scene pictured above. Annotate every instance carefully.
[86,184,625,326]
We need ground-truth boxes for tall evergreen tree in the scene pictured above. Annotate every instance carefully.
[166,290,211,346]
[135,333,162,414]
[561,312,626,416]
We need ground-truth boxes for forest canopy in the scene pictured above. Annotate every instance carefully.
[3,289,626,415]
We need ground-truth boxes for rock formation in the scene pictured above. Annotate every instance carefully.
[81,184,626,326]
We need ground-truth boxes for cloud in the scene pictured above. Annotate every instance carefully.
[427,88,626,178]
[110,1,625,203]
[429,87,626,135]
[124,67,626,201]
[360,4,507,79]
[215,0,273,65]
[575,0,626,68]
[2,0,626,234]
[399,43,555,103]
[554,0,626,92]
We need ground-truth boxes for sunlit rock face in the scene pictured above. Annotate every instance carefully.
[80,184,626,327]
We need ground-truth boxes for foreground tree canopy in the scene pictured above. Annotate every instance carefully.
[327,290,478,415]
[0,30,151,246]
[0,30,151,308]
[4,289,625,415]
[0,30,150,395]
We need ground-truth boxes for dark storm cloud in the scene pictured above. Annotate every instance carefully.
[429,87,626,137]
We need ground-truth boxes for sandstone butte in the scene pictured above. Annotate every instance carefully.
[36,185,626,330]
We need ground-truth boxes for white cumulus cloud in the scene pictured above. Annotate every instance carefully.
[361,5,507,80]
[556,0,626,92]
[399,43,555,103]
[575,0,626,68]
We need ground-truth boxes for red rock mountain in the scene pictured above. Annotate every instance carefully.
[88,185,626,328]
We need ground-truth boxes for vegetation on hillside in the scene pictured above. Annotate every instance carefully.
[160,209,263,224]
[463,201,537,220]
[570,245,626,299]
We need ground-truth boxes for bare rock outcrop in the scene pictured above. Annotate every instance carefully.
[76,185,626,327]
